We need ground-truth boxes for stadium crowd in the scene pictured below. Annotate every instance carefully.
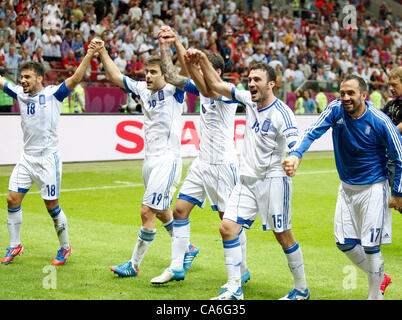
[0,0,401,113]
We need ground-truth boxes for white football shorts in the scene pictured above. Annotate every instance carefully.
[177,157,238,213]
[334,180,392,247]
[9,151,62,200]
[223,175,292,232]
[142,155,182,211]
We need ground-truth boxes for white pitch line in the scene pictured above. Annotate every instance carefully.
[298,170,337,175]
[0,183,143,197]
[0,170,338,196]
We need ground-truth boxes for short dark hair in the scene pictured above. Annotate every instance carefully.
[145,55,163,73]
[19,61,45,78]
[206,52,225,75]
[249,63,276,83]
[341,74,367,93]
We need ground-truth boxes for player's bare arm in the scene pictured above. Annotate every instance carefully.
[281,155,302,177]
[159,26,216,98]
[65,39,98,90]
[158,30,188,91]
[93,39,125,89]
[0,76,7,91]
[187,49,232,100]
[184,57,218,99]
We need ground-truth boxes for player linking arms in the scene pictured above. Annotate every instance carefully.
[282,75,400,299]
[89,39,197,278]
[1,40,99,265]
[187,49,309,300]
[151,27,249,286]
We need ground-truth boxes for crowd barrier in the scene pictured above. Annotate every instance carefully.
[0,114,333,165]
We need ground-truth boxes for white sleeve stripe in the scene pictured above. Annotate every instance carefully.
[274,101,293,129]
[293,102,336,150]
[370,105,402,158]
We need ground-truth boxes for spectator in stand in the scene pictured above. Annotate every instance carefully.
[4,44,20,82]
[64,14,79,32]
[32,47,46,65]
[73,32,85,59]
[121,35,135,61]
[137,36,153,60]
[80,14,96,42]
[126,54,144,80]
[28,17,42,41]
[0,69,14,112]
[294,90,305,114]
[18,47,31,65]
[0,17,9,43]
[128,1,142,23]
[62,49,80,76]
[283,62,296,92]
[17,7,31,30]
[114,50,127,73]
[61,29,74,59]
[15,25,28,48]
[302,90,318,114]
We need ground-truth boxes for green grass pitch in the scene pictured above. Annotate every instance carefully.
[0,151,400,300]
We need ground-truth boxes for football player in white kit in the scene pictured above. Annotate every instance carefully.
[187,49,309,300]
[1,40,99,266]
[151,27,249,285]
[90,40,192,278]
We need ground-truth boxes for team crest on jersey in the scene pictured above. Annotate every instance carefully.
[365,125,371,135]
[39,95,45,105]
[158,90,164,101]
[261,120,271,132]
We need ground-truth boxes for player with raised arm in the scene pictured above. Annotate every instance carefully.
[150,27,249,285]
[186,49,309,300]
[89,40,194,278]
[1,40,99,266]
[282,74,400,299]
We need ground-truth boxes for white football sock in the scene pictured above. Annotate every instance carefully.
[340,244,368,272]
[238,227,248,274]
[284,242,307,291]
[365,248,384,300]
[7,206,22,247]
[223,237,242,292]
[49,206,69,249]
[163,218,174,237]
[131,226,156,270]
[170,218,190,271]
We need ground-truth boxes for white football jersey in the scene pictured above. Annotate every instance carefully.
[123,76,184,158]
[185,79,237,164]
[232,88,299,178]
[4,81,71,155]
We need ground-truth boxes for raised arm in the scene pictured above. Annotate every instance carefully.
[64,40,98,90]
[187,49,232,100]
[160,26,218,98]
[91,39,125,89]
[0,76,7,91]
[158,27,188,91]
